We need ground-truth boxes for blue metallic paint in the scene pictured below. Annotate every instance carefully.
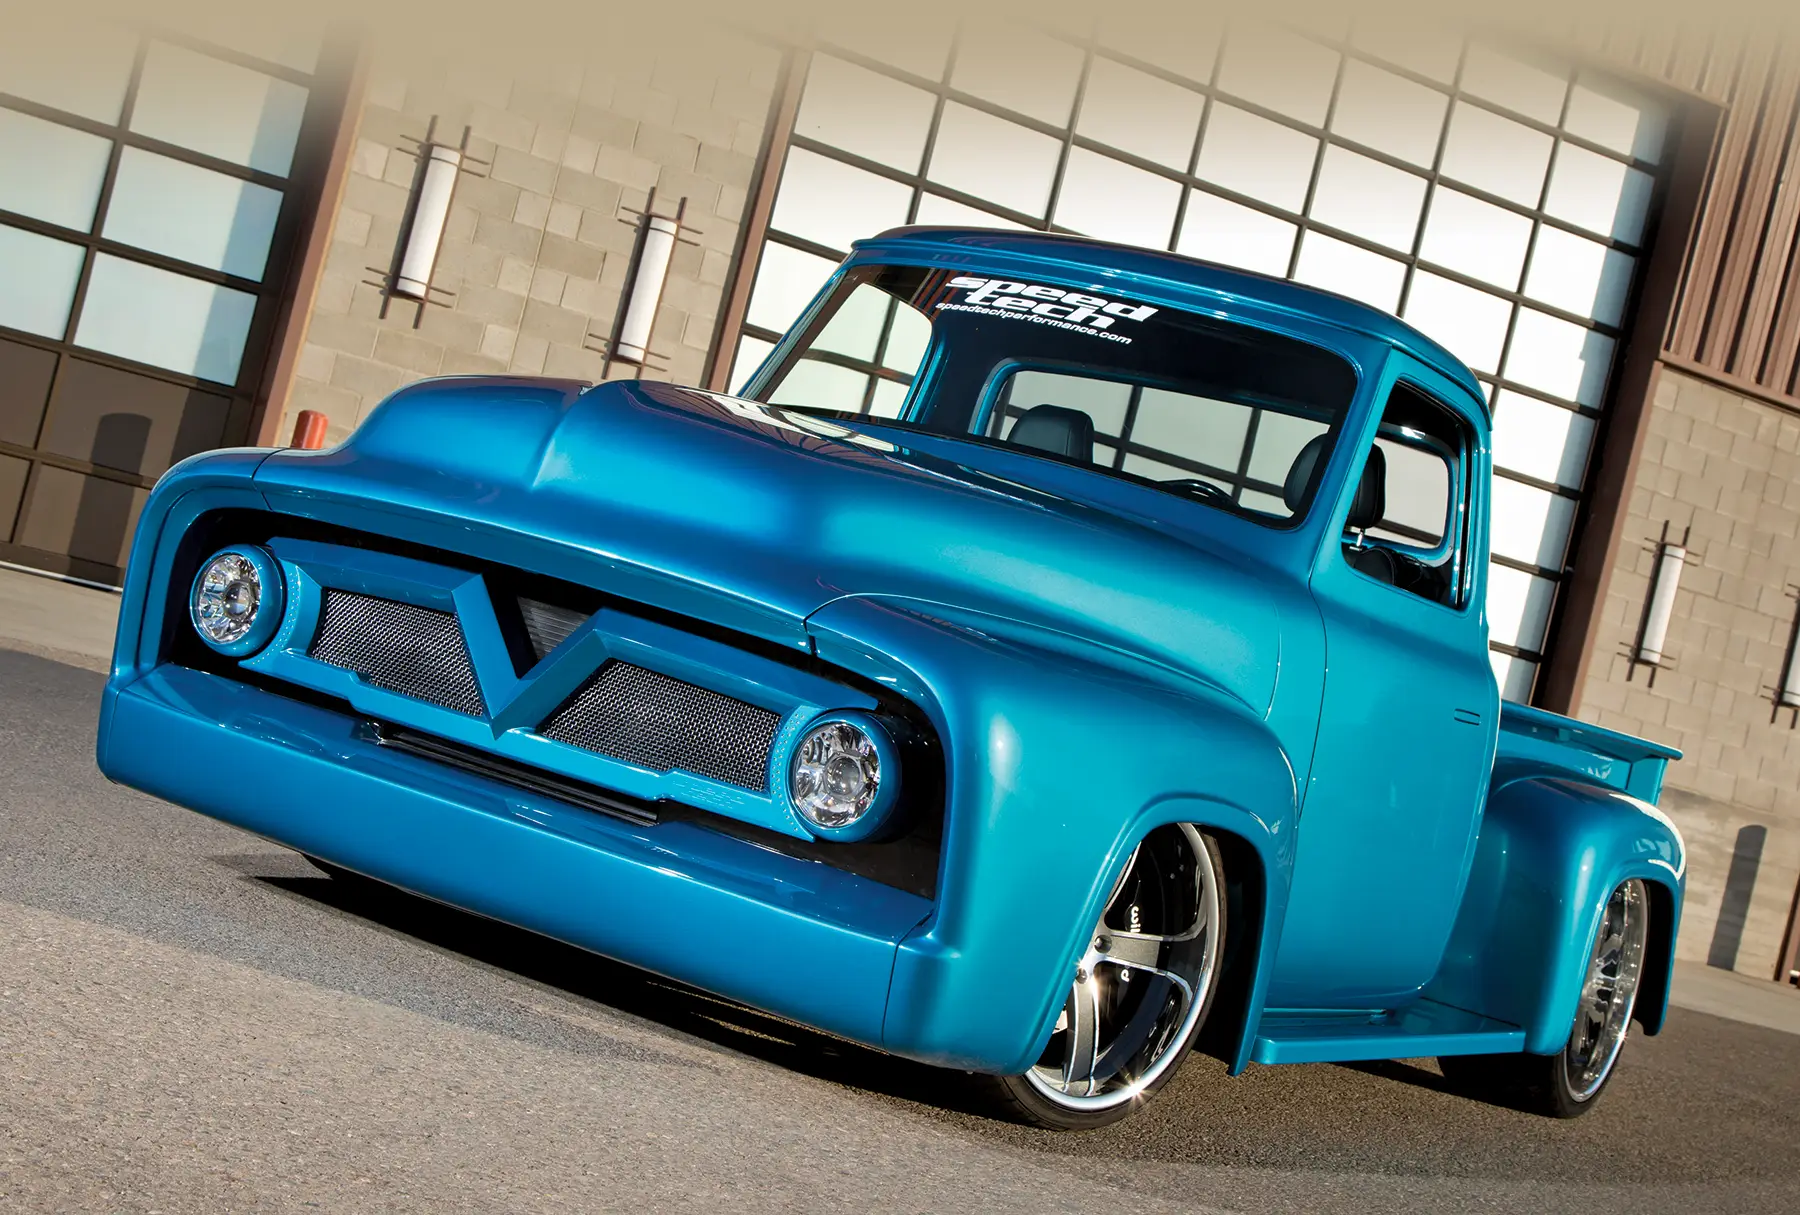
[96,229,1685,1084]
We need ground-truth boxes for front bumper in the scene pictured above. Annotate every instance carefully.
[100,664,933,1053]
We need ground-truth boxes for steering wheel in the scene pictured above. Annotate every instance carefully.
[1162,478,1234,505]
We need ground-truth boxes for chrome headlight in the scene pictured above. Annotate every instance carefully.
[189,546,283,657]
[789,712,901,841]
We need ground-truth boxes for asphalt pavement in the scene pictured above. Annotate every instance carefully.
[3,641,1799,1214]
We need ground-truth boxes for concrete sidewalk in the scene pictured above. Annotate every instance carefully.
[0,564,117,673]
[4,560,1798,1036]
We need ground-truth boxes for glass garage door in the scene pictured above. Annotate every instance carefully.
[730,14,1671,703]
[0,16,327,586]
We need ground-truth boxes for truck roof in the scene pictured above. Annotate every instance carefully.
[858,226,1489,415]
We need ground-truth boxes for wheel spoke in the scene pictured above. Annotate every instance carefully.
[1098,929,1166,971]
[1063,973,1103,1096]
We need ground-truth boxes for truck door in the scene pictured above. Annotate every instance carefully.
[1267,355,1500,1009]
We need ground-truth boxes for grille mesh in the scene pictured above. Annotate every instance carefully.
[540,661,781,791]
[308,590,486,716]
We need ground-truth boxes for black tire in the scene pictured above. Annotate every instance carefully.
[1439,878,1651,1119]
[984,826,1229,1130]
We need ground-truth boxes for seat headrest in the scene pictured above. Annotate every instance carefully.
[1282,434,1386,529]
[1008,404,1095,464]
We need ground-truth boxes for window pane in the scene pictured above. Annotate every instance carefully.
[1195,105,1318,213]
[1130,389,1252,473]
[1487,562,1556,651]
[1401,273,1512,374]
[927,103,1061,218]
[1490,650,1538,701]
[130,42,309,177]
[912,192,1029,230]
[1504,308,1615,407]
[1349,23,1463,83]
[1565,76,1667,163]
[1053,148,1181,250]
[0,108,111,230]
[1215,25,1339,126]
[1439,102,1553,206]
[1003,371,1132,437]
[73,254,256,383]
[1524,226,1633,326]
[1543,145,1653,245]
[1491,389,1594,488]
[1373,436,1449,543]
[768,358,869,411]
[795,55,936,173]
[1077,57,1205,169]
[1310,146,1427,252]
[103,148,283,280]
[745,242,838,335]
[729,334,774,394]
[0,225,84,338]
[1293,233,1406,313]
[1245,411,1330,485]
[883,301,933,373]
[770,148,913,254]
[1459,45,1568,125]
[1490,475,1576,568]
[1418,187,1532,290]
[810,284,891,361]
[870,378,909,417]
[949,19,1084,125]
[0,22,136,123]
[1176,191,1297,275]
[1330,59,1448,168]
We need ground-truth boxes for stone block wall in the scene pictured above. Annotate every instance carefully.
[278,26,782,445]
[1577,365,1800,981]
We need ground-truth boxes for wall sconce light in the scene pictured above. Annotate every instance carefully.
[1629,521,1692,684]
[1770,586,1800,726]
[373,117,485,325]
[396,142,463,298]
[588,188,699,378]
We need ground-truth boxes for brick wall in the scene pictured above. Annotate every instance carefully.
[1577,365,1800,981]
[278,27,782,445]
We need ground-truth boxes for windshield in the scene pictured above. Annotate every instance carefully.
[749,262,1360,526]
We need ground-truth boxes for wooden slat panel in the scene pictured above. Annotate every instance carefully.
[1763,231,1800,395]
[1667,38,1773,359]
[1700,50,1800,369]
[1733,84,1800,381]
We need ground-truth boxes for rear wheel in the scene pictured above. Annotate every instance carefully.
[1440,878,1650,1117]
[989,824,1226,1130]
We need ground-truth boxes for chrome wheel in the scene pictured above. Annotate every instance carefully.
[1564,877,1649,1101]
[1022,823,1223,1113]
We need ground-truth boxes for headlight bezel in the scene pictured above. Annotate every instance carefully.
[788,710,903,842]
[188,544,284,658]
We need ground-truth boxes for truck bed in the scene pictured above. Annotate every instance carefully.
[1494,701,1682,804]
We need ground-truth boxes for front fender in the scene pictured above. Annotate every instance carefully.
[1424,768,1686,1054]
[805,594,1298,1075]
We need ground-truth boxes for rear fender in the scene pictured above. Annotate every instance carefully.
[1424,769,1686,1054]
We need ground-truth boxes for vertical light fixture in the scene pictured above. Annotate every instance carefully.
[1780,608,1800,709]
[375,117,483,323]
[593,188,691,376]
[395,142,463,298]
[1633,521,1691,676]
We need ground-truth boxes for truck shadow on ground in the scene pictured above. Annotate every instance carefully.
[258,863,1797,1184]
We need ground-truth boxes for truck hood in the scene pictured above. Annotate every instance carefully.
[254,377,1287,714]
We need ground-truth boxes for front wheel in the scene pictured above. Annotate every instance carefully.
[1440,877,1651,1117]
[988,824,1227,1130]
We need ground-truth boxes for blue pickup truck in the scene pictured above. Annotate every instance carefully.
[98,228,1684,1130]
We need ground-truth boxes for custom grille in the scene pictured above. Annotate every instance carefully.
[540,661,781,791]
[307,590,486,717]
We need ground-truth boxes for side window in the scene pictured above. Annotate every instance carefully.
[765,281,933,418]
[1341,382,1472,607]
